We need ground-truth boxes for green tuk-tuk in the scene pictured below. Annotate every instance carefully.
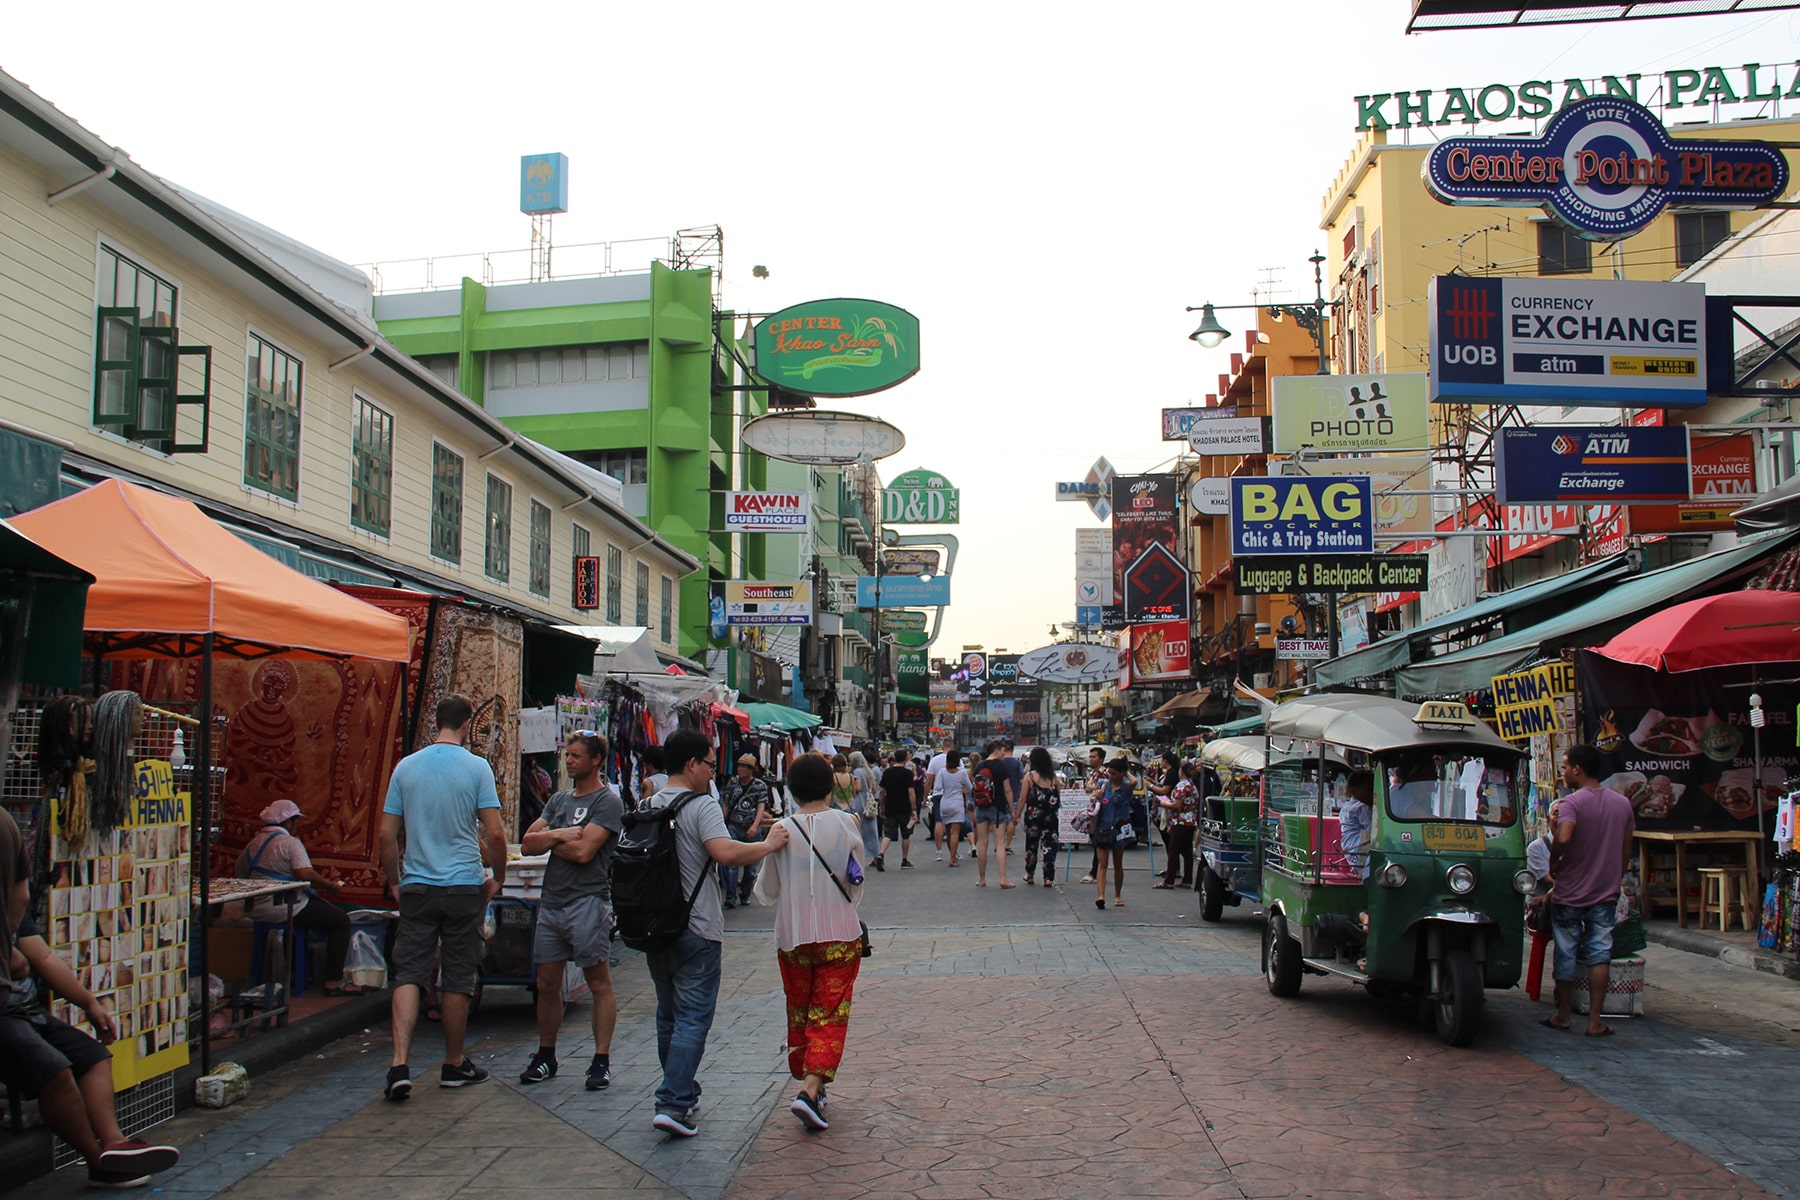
[1258,694,1534,1047]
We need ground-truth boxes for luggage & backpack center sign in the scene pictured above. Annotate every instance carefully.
[752,298,920,398]
[1423,97,1787,241]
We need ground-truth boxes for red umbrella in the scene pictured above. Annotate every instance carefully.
[1590,589,1800,672]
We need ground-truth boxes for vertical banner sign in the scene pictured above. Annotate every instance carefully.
[895,644,930,722]
[1111,474,1179,606]
[1075,527,1112,616]
[573,556,600,610]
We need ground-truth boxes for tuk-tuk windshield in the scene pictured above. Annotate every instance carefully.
[1381,749,1518,824]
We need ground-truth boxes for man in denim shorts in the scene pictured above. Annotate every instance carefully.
[1546,744,1635,1037]
[516,732,624,1090]
[378,694,507,1098]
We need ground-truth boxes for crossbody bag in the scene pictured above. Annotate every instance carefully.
[789,814,873,958]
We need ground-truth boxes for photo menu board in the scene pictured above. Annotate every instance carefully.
[48,759,191,1088]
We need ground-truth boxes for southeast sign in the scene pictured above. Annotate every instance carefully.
[725,580,813,626]
[881,468,960,524]
[1424,97,1788,241]
[1494,426,1691,504]
[1234,555,1430,595]
[1230,477,1374,557]
[1431,276,1706,408]
[752,298,920,398]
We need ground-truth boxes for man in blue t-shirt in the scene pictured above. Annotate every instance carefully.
[378,694,507,1101]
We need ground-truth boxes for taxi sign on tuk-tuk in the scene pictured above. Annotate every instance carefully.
[1413,700,1477,731]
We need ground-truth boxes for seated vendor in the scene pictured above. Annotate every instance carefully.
[234,800,358,996]
[4,914,181,1188]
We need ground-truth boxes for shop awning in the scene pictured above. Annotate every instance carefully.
[10,479,410,661]
[1735,472,1800,534]
[1393,531,1799,699]
[1150,688,1211,719]
[1314,552,1637,687]
[0,516,93,688]
[1208,713,1266,738]
[741,700,823,731]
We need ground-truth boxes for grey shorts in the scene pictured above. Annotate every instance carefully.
[534,894,614,969]
[392,884,486,996]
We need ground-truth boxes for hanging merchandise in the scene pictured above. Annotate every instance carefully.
[90,690,145,834]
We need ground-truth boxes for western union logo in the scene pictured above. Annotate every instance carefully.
[1610,356,1697,377]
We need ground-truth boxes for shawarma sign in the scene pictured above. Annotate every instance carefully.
[752,299,920,398]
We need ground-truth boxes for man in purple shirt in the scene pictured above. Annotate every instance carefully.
[1546,744,1636,1037]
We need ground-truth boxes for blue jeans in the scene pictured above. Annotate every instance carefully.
[645,930,722,1116]
[718,827,756,901]
[1551,899,1618,981]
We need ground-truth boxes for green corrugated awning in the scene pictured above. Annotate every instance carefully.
[0,427,65,519]
[1393,531,1799,699]
[1315,552,1636,688]
[742,700,823,731]
[0,517,93,688]
[1208,713,1265,737]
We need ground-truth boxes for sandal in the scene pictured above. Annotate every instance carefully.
[1151,882,1175,890]
[425,1006,443,1023]
[322,983,366,998]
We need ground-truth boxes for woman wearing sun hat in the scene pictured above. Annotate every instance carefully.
[234,799,358,995]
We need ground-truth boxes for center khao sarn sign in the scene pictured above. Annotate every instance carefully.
[752,298,920,398]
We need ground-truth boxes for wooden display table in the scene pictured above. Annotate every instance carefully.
[1632,830,1762,929]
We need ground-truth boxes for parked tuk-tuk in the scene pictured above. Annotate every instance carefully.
[1257,694,1532,1047]
[1195,737,1267,921]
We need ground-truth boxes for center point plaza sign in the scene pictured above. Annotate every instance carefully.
[752,299,920,398]
[1423,97,1787,241]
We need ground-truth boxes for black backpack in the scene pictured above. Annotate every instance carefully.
[612,790,707,953]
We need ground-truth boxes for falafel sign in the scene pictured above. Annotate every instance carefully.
[752,299,920,398]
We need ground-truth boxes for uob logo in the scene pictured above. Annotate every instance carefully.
[1435,277,1503,384]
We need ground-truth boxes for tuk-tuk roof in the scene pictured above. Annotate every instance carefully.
[1199,737,1266,773]
[1268,693,1523,757]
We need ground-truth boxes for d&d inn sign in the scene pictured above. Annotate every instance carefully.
[752,299,920,399]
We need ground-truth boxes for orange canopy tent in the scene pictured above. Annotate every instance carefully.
[10,479,409,662]
[13,479,409,1069]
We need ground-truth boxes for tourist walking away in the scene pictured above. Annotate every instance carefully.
[1547,745,1636,1036]
[1020,747,1062,887]
[1092,756,1135,909]
[719,754,771,907]
[752,753,865,1132]
[1080,746,1106,883]
[378,693,507,1099]
[970,743,1014,888]
[876,747,919,870]
[935,751,971,866]
[639,730,790,1137]
[851,751,882,862]
[4,910,181,1187]
[1154,759,1198,889]
[637,744,668,806]
[516,732,625,1090]
[830,754,858,813]
[999,738,1026,856]
[234,799,357,994]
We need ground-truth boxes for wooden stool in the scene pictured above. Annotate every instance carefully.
[1697,866,1753,932]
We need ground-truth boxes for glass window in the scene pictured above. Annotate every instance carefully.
[485,473,513,582]
[609,345,630,381]
[514,353,538,387]
[351,395,393,536]
[243,333,302,500]
[493,352,515,388]
[561,348,584,382]
[1675,212,1731,268]
[94,246,184,451]
[585,346,607,380]
[606,544,623,623]
[631,343,650,378]
[635,561,650,627]
[536,349,559,386]
[1382,750,1517,824]
[1537,223,1591,275]
[571,523,590,562]
[417,355,459,389]
[431,443,463,563]
[660,575,673,642]
[529,499,552,597]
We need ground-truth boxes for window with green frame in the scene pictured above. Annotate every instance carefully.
[485,474,513,582]
[244,334,302,499]
[431,444,463,563]
[659,575,673,643]
[606,544,623,623]
[93,245,210,453]
[528,500,552,597]
[351,396,393,536]
[635,561,650,627]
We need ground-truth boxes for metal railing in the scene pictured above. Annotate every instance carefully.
[360,226,724,296]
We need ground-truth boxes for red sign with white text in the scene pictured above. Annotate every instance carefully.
[1630,432,1758,533]
[1121,620,1191,686]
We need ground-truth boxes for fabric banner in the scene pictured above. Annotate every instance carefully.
[1577,652,1798,831]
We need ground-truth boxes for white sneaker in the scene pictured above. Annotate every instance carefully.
[935,850,943,861]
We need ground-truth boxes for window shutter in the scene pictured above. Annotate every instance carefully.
[93,306,140,429]
[172,343,213,454]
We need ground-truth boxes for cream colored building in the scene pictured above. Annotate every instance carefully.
[0,69,696,654]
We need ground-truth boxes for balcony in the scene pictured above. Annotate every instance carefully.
[840,609,873,645]
[841,662,872,689]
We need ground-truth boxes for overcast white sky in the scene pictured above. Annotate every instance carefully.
[5,3,1795,658]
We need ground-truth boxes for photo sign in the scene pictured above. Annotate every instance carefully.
[1423,97,1788,242]
[1431,275,1707,407]
[1494,426,1691,504]
[881,468,960,524]
[1271,373,1428,454]
[724,491,811,533]
[1231,477,1374,556]
[1234,554,1429,595]
[752,298,920,398]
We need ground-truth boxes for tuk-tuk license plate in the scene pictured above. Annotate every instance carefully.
[1421,824,1486,852]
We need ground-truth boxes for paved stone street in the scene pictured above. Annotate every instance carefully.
[9,847,1796,1200]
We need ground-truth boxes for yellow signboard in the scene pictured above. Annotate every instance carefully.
[1413,700,1477,729]
[1491,665,1560,742]
[1609,356,1698,377]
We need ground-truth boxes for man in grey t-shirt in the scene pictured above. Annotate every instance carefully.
[518,733,625,1090]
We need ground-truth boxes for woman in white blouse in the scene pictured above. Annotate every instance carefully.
[934,752,971,866]
[753,752,865,1132]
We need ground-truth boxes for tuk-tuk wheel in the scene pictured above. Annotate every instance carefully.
[1199,868,1226,923]
[1264,912,1302,998]
[1431,948,1483,1047]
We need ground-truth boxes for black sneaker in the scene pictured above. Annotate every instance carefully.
[900,859,914,869]
[653,1110,699,1137]
[585,1056,611,1090]
[440,1058,490,1088]
[519,1050,557,1085]
[97,1139,179,1176]
[790,1090,829,1131]
[872,855,885,872]
[384,1065,413,1102]
[87,1167,152,1190]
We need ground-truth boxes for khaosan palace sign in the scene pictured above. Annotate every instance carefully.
[1425,96,1787,241]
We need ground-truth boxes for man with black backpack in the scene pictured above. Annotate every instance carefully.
[614,730,789,1138]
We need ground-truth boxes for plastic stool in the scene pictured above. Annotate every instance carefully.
[1696,867,1752,932]
[250,922,313,996]
[1525,924,1551,1001]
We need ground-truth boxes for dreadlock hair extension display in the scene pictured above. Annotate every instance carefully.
[90,690,144,834]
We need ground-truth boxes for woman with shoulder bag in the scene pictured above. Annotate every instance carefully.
[752,752,866,1133]
[849,751,882,863]
[1092,757,1136,910]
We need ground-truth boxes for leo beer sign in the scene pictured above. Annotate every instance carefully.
[1122,620,1190,685]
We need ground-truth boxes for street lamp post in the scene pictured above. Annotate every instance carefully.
[1186,250,1340,375]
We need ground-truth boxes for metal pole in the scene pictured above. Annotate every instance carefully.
[197,633,214,1076]
[872,539,883,745]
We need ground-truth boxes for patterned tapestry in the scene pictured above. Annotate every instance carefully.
[406,603,524,841]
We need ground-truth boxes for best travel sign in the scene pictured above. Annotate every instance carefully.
[1423,97,1786,241]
